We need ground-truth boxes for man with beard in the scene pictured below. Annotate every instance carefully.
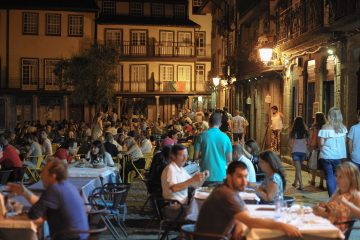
[196,161,301,239]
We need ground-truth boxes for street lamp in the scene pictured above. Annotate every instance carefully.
[212,77,220,87]
[259,48,273,63]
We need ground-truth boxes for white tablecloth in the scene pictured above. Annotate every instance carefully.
[68,166,117,178]
[0,215,38,240]
[245,204,345,239]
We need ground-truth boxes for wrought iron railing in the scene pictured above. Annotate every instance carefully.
[276,0,324,43]
[328,0,360,24]
[99,41,211,58]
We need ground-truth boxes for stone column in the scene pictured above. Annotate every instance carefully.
[155,95,160,120]
[63,95,69,121]
[32,95,38,121]
[116,96,122,118]
[188,96,193,110]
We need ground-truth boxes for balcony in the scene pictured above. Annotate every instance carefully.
[276,0,324,43]
[99,41,211,58]
[328,0,360,24]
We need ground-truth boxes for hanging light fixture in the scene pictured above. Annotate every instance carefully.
[259,48,273,63]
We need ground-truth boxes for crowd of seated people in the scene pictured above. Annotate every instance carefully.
[1,107,360,240]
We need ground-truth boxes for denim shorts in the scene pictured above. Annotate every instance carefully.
[292,152,307,161]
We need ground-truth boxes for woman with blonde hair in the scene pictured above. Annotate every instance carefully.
[319,107,347,196]
[313,162,360,232]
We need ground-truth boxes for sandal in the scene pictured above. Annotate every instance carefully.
[292,183,297,188]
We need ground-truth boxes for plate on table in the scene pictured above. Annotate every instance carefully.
[194,191,210,200]
[196,187,213,193]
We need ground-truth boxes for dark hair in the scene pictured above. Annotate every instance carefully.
[170,144,187,156]
[245,139,260,157]
[91,140,106,158]
[127,130,136,138]
[227,161,248,175]
[209,112,222,126]
[61,138,76,149]
[47,158,68,182]
[271,106,278,111]
[290,116,309,139]
[259,151,286,190]
[168,130,178,138]
[313,112,326,130]
[104,132,114,142]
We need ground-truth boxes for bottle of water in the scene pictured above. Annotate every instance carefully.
[274,192,283,219]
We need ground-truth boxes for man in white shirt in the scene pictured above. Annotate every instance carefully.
[161,144,207,204]
[232,144,256,183]
[348,111,360,168]
[232,110,249,143]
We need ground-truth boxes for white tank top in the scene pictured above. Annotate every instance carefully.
[271,113,283,130]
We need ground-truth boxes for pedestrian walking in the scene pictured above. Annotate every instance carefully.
[319,107,347,197]
[308,112,326,190]
[348,110,360,169]
[289,116,309,191]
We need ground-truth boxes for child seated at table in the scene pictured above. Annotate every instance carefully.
[256,151,285,203]
[313,162,360,232]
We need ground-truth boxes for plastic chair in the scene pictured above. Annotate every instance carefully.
[181,224,229,240]
[0,170,13,185]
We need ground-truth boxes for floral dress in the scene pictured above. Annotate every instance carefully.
[326,193,360,232]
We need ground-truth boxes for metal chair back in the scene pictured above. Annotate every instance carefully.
[0,170,13,185]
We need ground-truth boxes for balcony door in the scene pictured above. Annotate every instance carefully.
[105,29,122,49]
[159,31,174,56]
[195,31,206,56]
[130,30,147,56]
[178,32,192,56]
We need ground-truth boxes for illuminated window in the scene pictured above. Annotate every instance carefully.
[178,65,191,81]
[22,59,38,86]
[195,65,205,82]
[46,14,61,35]
[105,29,122,47]
[130,65,147,92]
[45,60,60,87]
[22,12,38,35]
[68,15,83,36]
[160,65,174,82]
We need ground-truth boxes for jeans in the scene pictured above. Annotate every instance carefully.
[320,158,341,197]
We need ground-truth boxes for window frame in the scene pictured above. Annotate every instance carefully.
[159,64,174,82]
[22,12,39,35]
[174,4,186,18]
[151,3,165,17]
[130,64,147,92]
[21,58,39,88]
[193,0,203,7]
[102,0,116,15]
[44,59,61,89]
[104,28,123,47]
[129,2,143,16]
[45,13,61,36]
[68,15,84,37]
[195,64,205,83]
[177,65,192,82]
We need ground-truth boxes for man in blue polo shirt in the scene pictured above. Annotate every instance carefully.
[194,111,232,186]
[7,158,89,239]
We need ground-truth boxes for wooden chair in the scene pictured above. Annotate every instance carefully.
[181,224,229,240]
[25,155,46,182]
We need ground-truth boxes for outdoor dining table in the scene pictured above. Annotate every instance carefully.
[186,188,345,240]
[0,195,39,240]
